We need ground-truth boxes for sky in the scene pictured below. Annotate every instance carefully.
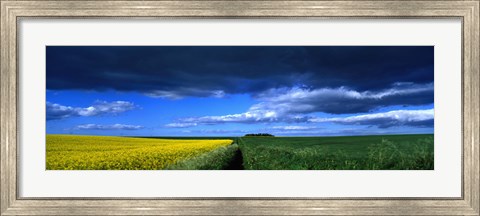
[46,46,434,137]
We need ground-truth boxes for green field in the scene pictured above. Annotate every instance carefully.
[238,134,434,170]
[46,134,433,170]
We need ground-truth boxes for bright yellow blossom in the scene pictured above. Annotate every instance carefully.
[46,135,233,170]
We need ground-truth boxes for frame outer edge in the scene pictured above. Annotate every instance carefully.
[2,2,18,215]
[9,2,17,211]
[462,1,479,214]
[1,2,11,215]
[1,0,479,215]
[468,1,479,214]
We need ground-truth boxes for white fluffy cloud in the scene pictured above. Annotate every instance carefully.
[145,89,225,100]
[164,123,198,128]
[168,83,433,127]
[180,129,248,134]
[171,108,433,129]
[174,109,310,126]
[251,82,433,114]
[47,100,136,120]
[310,109,434,128]
[271,125,318,130]
[74,124,143,130]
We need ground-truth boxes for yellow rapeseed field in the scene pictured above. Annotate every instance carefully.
[46,135,233,170]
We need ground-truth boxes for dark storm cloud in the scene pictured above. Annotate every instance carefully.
[47,46,433,94]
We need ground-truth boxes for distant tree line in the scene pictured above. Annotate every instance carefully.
[244,133,274,137]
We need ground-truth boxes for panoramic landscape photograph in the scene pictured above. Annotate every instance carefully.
[46,46,434,170]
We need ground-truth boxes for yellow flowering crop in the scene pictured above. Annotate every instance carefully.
[46,135,233,170]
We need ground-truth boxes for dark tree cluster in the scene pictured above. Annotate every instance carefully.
[244,133,274,137]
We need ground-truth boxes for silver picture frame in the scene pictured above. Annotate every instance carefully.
[1,1,478,215]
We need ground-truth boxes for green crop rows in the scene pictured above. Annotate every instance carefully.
[238,134,434,170]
